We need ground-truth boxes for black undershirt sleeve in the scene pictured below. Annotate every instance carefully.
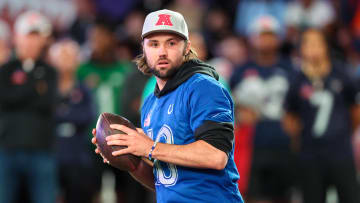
[194,120,234,156]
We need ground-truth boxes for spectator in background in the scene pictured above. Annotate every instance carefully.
[234,0,286,36]
[284,0,336,58]
[76,18,134,203]
[285,0,335,31]
[314,1,359,72]
[0,11,58,203]
[77,18,133,115]
[167,0,205,32]
[188,32,233,88]
[230,16,296,203]
[116,10,145,58]
[188,32,208,61]
[68,0,96,45]
[187,31,232,89]
[232,84,257,197]
[0,20,11,66]
[202,8,232,58]
[93,0,139,22]
[335,0,359,26]
[49,39,97,203]
[283,28,360,203]
[352,2,360,52]
[211,34,248,82]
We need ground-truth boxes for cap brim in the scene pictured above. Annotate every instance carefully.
[142,29,187,40]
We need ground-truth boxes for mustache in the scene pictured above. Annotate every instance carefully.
[156,58,171,65]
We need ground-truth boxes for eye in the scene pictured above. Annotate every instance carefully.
[168,41,177,46]
[149,42,158,47]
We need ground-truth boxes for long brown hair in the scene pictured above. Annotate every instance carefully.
[133,40,198,75]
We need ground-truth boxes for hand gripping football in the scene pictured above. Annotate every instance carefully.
[95,113,140,171]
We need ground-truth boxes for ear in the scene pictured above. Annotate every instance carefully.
[185,40,191,55]
[142,40,147,50]
[141,41,146,54]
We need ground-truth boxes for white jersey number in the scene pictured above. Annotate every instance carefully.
[310,90,334,137]
[148,125,178,186]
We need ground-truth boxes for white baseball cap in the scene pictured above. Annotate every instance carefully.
[14,11,52,37]
[142,9,189,40]
[248,15,280,36]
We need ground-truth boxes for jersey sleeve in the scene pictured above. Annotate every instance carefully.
[187,76,235,155]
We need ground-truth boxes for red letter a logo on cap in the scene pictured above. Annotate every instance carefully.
[155,14,173,26]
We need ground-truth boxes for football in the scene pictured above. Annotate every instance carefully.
[95,112,140,171]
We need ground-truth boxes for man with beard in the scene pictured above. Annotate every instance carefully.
[92,9,243,203]
[230,16,296,203]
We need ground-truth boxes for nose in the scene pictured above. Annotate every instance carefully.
[158,44,167,58]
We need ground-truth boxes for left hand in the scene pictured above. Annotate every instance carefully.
[92,128,110,164]
[106,124,154,157]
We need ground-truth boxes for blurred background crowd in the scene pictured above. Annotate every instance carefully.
[0,0,360,203]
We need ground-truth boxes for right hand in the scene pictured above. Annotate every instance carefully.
[92,128,110,164]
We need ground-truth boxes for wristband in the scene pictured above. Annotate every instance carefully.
[148,141,158,160]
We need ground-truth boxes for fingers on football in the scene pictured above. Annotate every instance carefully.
[107,140,128,146]
[112,148,131,156]
[106,134,127,141]
[95,148,100,154]
[91,137,97,144]
[99,154,108,163]
[110,124,136,135]
[92,128,96,136]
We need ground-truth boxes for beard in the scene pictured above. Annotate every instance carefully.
[150,65,180,79]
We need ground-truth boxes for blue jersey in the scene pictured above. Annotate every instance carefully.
[230,60,292,149]
[284,64,358,160]
[141,73,243,203]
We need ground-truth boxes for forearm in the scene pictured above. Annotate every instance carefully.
[151,140,227,170]
[106,126,229,171]
[283,112,302,137]
[129,159,155,191]
[283,112,302,151]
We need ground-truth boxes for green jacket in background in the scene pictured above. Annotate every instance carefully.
[77,60,133,116]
